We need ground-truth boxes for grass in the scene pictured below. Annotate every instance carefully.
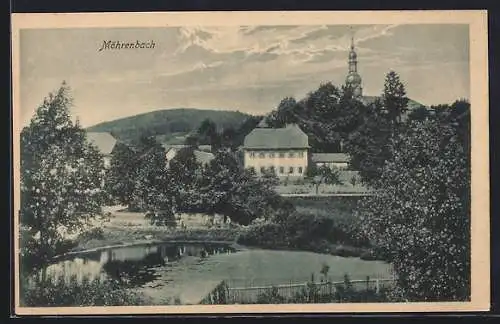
[275,171,369,195]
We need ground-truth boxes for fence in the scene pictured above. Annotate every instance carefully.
[202,277,397,304]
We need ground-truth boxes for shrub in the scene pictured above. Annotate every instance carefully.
[256,286,287,304]
[78,227,105,242]
[20,275,147,307]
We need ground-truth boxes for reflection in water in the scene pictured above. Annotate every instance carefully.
[39,243,235,288]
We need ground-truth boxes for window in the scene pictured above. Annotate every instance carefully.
[250,152,256,158]
[289,167,294,174]
[269,166,276,174]
[279,166,284,174]
[270,153,275,158]
[298,152,304,158]
[289,152,295,158]
[260,167,266,174]
[259,152,265,158]
[298,167,303,174]
[279,153,285,158]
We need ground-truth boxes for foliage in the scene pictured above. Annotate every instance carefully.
[382,70,410,126]
[104,142,137,206]
[20,275,147,306]
[190,115,263,150]
[237,196,371,254]
[344,70,409,185]
[265,83,365,153]
[196,151,285,225]
[20,82,105,268]
[356,101,471,301]
[168,147,203,213]
[200,281,229,304]
[231,274,391,304]
[306,164,343,194]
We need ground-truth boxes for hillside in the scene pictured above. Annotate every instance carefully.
[86,108,252,143]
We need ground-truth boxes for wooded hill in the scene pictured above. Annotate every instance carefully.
[86,108,254,144]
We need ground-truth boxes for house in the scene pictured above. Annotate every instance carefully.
[242,123,309,178]
[163,145,215,167]
[86,132,118,169]
[311,153,350,170]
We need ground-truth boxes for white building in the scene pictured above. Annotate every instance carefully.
[311,153,350,170]
[242,124,309,178]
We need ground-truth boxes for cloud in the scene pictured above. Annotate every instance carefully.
[19,24,470,128]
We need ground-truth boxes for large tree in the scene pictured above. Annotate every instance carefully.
[197,151,283,225]
[20,82,105,267]
[344,98,392,185]
[382,70,409,129]
[356,103,471,301]
[129,136,169,212]
[104,142,137,206]
[168,147,204,213]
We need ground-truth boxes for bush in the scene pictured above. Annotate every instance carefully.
[331,245,363,258]
[78,227,105,242]
[20,275,147,307]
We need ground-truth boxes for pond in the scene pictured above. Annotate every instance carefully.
[40,242,236,289]
[28,242,392,305]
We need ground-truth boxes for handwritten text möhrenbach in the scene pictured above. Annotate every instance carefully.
[98,40,156,52]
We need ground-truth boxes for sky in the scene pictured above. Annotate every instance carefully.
[19,24,470,128]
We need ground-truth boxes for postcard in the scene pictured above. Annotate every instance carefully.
[11,10,490,315]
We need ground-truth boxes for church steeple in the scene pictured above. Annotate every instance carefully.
[345,29,363,98]
[348,36,357,73]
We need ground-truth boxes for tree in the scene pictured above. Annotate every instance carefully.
[168,147,203,213]
[382,70,409,129]
[306,165,343,195]
[344,99,392,186]
[198,151,283,225]
[20,82,105,268]
[407,106,430,122]
[130,135,171,214]
[104,142,137,206]
[356,112,470,301]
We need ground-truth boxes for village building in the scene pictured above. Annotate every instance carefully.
[163,144,215,168]
[86,132,118,169]
[242,123,309,178]
[311,153,350,170]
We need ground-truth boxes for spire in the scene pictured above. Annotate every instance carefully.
[345,27,363,98]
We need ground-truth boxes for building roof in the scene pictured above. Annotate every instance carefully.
[193,150,215,165]
[243,124,309,150]
[162,144,189,151]
[165,147,215,165]
[311,153,350,163]
[86,132,117,156]
[360,96,425,111]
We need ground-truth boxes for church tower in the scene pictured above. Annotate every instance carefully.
[345,34,363,98]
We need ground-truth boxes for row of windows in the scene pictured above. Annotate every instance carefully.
[252,166,304,175]
[249,152,305,159]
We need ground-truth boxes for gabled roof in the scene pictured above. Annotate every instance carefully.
[311,153,350,163]
[360,96,425,111]
[161,144,189,151]
[193,150,215,165]
[86,132,117,156]
[243,124,309,149]
[165,147,215,165]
